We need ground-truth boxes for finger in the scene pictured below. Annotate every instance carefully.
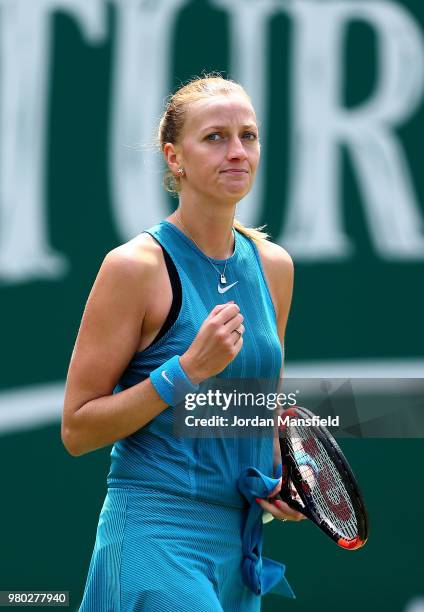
[212,303,241,326]
[228,319,245,334]
[273,498,306,520]
[256,497,306,521]
[225,313,244,332]
[208,301,235,319]
[231,326,245,346]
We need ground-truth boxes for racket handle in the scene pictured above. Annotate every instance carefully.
[262,511,275,524]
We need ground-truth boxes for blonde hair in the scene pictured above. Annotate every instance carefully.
[157,74,268,242]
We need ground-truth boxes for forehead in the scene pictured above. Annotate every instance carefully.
[183,94,257,133]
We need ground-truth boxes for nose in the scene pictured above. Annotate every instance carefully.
[227,136,248,160]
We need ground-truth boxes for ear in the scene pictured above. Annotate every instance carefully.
[163,142,183,176]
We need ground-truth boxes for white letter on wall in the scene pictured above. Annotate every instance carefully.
[280,0,424,260]
[0,0,107,282]
[109,0,186,239]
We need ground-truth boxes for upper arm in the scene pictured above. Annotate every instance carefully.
[255,239,294,374]
[274,250,294,343]
[257,240,294,466]
[62,245,150,425]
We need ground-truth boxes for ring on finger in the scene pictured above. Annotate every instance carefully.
[233,327,243,338]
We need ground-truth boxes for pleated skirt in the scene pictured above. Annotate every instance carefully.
[78,487,261,612]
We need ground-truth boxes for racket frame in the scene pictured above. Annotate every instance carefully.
[272,405,369,550]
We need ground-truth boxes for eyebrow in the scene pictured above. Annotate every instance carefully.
[200,124,258,133]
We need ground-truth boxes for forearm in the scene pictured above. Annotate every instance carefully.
[62,378,168,457]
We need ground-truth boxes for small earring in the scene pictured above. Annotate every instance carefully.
[177,167,185,177]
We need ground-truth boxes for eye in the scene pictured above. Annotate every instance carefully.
[243,131,258,141]
[206,133,222,141]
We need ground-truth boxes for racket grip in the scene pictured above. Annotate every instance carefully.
[262,511,275,524]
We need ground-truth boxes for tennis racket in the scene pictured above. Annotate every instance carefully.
[270,405,369,550]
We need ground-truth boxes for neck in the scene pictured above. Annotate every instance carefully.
[168,199,237,260]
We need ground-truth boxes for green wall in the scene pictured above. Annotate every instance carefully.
[1,1,423,609]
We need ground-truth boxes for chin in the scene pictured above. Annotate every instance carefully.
[225,186,250,199]
[218,183,250,198]
[208,180,251,202]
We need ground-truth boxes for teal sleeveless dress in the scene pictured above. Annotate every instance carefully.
[78,221,294,611]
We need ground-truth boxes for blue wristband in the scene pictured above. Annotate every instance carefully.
[149,355,199,406]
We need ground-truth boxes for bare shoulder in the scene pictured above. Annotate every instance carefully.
[254,238,294,278]
[93,233,167,304]
[102,232,164,279]
[80,232,166,353]
[254,238,294,326]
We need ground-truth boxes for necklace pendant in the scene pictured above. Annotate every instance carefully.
[220,274,227,285]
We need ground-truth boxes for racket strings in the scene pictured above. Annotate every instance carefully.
[289,426,358,540]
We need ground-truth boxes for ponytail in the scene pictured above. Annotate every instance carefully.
[232,218,269,243]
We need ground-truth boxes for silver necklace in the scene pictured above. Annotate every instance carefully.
[175,212,234,285]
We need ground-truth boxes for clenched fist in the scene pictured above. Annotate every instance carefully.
[180,301,245,384]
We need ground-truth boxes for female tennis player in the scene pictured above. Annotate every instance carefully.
[62,75,304,611]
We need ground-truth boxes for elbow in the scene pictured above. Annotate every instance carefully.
[61,422,86,457]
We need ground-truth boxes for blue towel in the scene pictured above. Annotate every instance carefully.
[237,463,296,599]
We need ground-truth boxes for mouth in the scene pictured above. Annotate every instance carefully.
[221,169,249,174]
